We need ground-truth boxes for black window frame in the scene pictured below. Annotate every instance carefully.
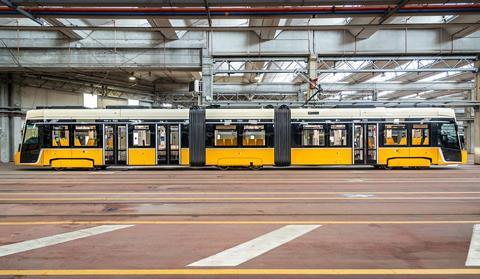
[380,123,409,147]
[301,124,327,147]
[73,124,101,148]
[128,124,155,148]
[328,124,349,147]
[410,123,431,147]
[205,122,274,148]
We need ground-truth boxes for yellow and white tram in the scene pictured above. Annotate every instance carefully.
[15,107,467,169]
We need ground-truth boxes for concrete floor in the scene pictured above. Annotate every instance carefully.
[0,160,480,278]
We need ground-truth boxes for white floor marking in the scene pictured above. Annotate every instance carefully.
[466,224,480,266]
[0,225,133,257]
[188,224,321,267]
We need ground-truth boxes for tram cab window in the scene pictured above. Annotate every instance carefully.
[74,125,98,147]
[132,125,152,147]
[383,124,407,146]
[329,124,347,147]
[302,125,325,147]
[438,123,459,149]
[52,125,70,147]
[215,125,237,147]
[242,125,265,147]
[411,124,429,146]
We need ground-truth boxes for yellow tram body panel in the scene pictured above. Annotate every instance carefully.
[15,148,103,168]
[378,147,464,167]
[205,148,274,166]
[291,148,352,165]
[127,148,156,166]
[180,148,189,166]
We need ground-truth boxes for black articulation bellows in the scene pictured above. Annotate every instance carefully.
[274,106,291,167]
[189,107,206,166]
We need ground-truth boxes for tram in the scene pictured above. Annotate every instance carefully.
[15,107,467,169]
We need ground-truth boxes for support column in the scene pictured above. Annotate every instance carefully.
[0,76,10,163]
[10,82,23,161]
[474,61,480,164]
[201,46,213,106]
[306,53,318,100]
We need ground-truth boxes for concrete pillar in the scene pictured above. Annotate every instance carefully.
[474,61,480,164]
[201,46,213,106]
[0,76,10,163]
[306,53,318,100]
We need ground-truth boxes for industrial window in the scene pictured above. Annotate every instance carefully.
[74,125,98,147]
[439,123,459,149]
[215,125,237,147]
[52,125,70,147]
[329,124,347,147]
[132,125,152,147]
[411,124,429,146]
[242,125,265,147]
[383,124,407,146]
[302,125,325,147]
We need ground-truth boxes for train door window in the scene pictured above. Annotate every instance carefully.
[157,125,167,164]
[132,125,152,147]
[383,124,407,146]
[411,124,429,146]
[329,124,347,147]
[439,123,459,149]
[52,125,70,147]
[367,125,377,163]
[170,125,180,163]
[354,125,364,162]
[242,125,265,147]
[104,125,114,164]
[302,125,325,147]
[117,126,127,162]
[74,125,98,147]
[214,125,237,147]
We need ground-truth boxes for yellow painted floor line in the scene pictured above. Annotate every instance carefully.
[2,197,480,201]
[0,269,480,276]
[0,220,479,225]
[2,191,480,195]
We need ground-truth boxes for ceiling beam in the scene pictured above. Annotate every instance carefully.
[446,15,480,38]
[250,18,280,40]
[347,0,409,39]
[7,0,473,7]
[321,82,473,92]
[147,18,179,40]
[0,0,44,25]
[44,18,83,40]
[1,22,480,31]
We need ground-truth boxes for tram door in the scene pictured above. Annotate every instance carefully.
[354,124,377,165]
[157,124,180,165]
[104,124,127,165]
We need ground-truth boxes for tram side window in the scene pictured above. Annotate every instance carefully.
[411,124,429,146]
[329,124,347,147]
[22,124,39,150]
[302,125,325,147]
[132,125,152,147]
[438,123,459,149]
[242,125,265,147]
[215,125,237,147]
[383,124,407,146]
[52,125,70,147]
[74,125,98,147]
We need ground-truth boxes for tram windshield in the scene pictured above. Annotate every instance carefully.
[439,123,459,149]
